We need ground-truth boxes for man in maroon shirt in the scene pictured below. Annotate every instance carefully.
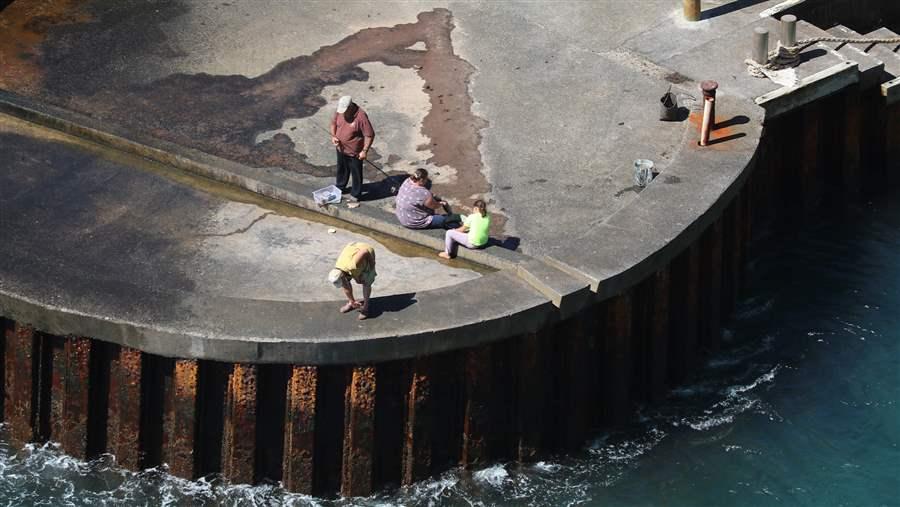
[330,95,375,201]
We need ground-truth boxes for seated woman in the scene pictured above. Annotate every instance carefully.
[439,200,490,259]
[395,168,457,229]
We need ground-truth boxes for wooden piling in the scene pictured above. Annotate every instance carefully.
[48,336,92,459]
[283,365,317,494]
[700,219,724,354]
[107,346,143,470]
[886,102,900,186]
[800,101,824,212]
[162,359,199,480]
[515,332,546,461]
[221,363,258,484]
[842,85,862,198]
[402,358,433,485]
[602,291,633,426]
[560,316,596,447]
[648,267,671,402]
[341,366,376,497]
[461,345,493,466]
[5,323,36,446]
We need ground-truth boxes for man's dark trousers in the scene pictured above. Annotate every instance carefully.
[336,151,363,198]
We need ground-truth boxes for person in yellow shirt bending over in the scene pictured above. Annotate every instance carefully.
[439,200,490,260]
[328,242,377,320]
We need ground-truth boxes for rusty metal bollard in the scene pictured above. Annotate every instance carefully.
[699,80,718,146]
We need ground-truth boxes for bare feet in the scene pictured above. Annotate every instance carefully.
[438,251,452,260]
[357,306,369,320]
[340,301,361,313]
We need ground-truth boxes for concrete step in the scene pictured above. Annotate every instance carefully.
[825,25,886,89]
[862,27,900,78]
[863,27,900,104]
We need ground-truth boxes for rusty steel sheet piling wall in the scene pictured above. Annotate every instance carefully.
[1,87,897,496]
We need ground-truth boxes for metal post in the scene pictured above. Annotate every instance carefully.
[753,27,769,65]
[781,14,797,47]
[699,80,718,146]
[683,0,701,22]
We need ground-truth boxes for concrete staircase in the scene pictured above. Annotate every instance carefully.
[829,24,900,103]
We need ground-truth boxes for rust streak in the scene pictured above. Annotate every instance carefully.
[402,358,432,485]
[341,366,376,497]
[283,365,317,494]
[5,322,36,446]
[107,346,142,470]
[222,363,258,484]
[162,359,199,480]
[61,337,91,459]
[0,0,91,93]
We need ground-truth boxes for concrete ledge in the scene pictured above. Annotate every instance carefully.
[883,77,900,105]
[755,61,859,118]
[540,92,764,303]
[515,259,592,319]
[0,90,520,273]
[0,271,559,364]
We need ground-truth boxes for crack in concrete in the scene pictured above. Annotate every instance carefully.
[202,211,274,238]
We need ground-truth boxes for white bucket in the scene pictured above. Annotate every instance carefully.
[313,184,342,205]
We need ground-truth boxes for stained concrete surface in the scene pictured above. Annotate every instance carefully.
[0,0,801,252]
[0,0,837,358]
[0,114,480,310]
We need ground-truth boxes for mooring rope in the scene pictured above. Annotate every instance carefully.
[745,35,900,82]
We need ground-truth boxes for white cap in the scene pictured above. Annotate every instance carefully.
[327,268,345,288]
[336,95,352,113]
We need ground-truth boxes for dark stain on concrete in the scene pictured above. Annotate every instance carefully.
[0,131,200,314]
[23,6,489,206]
[664,72,691,84]
[0,0,92,94]
[614,185,644,197]
[38,1,189,98]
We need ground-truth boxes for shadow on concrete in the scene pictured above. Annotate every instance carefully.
[700,0,769,20]
[488,236,521,251]
[706,132,747,146]
[368,292,417,318]
[660,106,691,122]
[715,115,750,130]
[361,175,407,201]
[798,48,828,64]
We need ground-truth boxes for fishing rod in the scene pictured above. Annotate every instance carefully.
[312,123,397,193]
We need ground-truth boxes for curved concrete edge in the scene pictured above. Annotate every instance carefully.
[0,271,558,364]
[541,93,766,300]
[0,88,779,364]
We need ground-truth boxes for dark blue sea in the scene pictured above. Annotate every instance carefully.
[1,197,898,506]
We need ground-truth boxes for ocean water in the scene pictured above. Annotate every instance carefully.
[1,197,898,507]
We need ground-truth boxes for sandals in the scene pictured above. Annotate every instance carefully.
[339,302,358,313]
[357,307,369,320]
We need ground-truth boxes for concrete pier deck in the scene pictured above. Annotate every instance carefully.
[0,0,805,249]
[0,0,865,361]
[3,0,899,496]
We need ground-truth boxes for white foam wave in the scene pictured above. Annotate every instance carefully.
[472,464,509,487]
